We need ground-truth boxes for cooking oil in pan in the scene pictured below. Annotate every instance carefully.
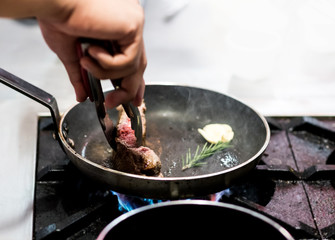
[81,134,114,168]
[79,130,240,177]
[219,151,239,168]
[162,149,240,177]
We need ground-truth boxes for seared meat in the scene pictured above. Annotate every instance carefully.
[111,102,162,177]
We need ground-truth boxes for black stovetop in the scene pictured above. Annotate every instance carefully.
[34,116,335,239]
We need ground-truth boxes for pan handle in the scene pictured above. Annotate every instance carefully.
[0,68,61,135]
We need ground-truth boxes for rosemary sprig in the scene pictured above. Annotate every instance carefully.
[182,141,230,171]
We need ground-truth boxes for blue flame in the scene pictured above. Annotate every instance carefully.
[112,188,231,212]
[111,191,163,212]
[214,188,232,201]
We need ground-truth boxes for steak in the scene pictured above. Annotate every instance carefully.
[111,102,162,177]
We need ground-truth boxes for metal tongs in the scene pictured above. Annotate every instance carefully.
[77,39,142,150]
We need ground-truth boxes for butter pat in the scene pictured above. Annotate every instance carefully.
[198,124,234,144]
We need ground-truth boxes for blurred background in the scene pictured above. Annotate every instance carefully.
[1,1,335,238]
[1,0,335,115]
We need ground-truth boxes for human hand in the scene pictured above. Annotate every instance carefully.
[37,0,146,109]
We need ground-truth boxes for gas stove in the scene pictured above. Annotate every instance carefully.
[34,116,335,239]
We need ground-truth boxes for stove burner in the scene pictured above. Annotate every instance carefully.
[111,188,236,213]
[34,162,121,240]
[34,116,335,239]
[218,174,276,206]
[111,191,162,212]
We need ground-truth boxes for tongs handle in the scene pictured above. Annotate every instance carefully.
[76,40,107,128]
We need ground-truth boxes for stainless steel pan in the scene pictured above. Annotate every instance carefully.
[0,68,270,199]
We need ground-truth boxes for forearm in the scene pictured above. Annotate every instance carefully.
[0,0,73,20]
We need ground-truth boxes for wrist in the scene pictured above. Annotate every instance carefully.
[35,0,76,22]
[0,0,75,21]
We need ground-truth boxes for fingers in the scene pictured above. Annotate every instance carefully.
[38,22,88,102]
[56,41,88,102]
[80,54,135,80]
[132,77,145,106]
[81,40,147,108]
[89,44,137,71]
[57,39,146,106]
[105,75,145,109]
[65,65,88,102]
[79,40,142,80]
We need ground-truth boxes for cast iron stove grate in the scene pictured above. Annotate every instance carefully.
[33,116,335,239]
[218,116,335,239]
[34,118,122,240]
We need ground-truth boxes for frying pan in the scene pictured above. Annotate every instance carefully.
[97,200,294,240]
[0,68,270,199]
